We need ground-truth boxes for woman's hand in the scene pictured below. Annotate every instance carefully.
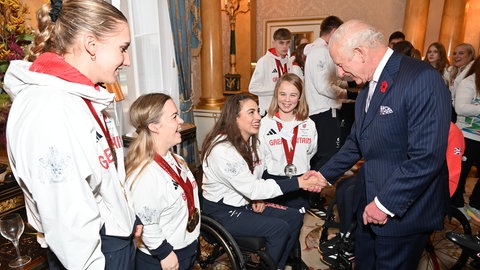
[298,170,328,192]
[134,224,143,238]
[161,251,179,270]
[251,200,266,213]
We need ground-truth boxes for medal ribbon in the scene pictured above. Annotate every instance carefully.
[275,59,288,78]
[275,113,299,165]
[82,98,117,169]
[153,154,195,216]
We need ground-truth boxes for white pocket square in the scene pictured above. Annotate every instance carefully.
[380,106,393,115]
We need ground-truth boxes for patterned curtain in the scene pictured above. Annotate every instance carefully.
[168,0,202,123]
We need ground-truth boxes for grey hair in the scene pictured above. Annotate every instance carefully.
[330,20,385,60]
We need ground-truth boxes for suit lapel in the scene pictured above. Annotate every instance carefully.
[360,52,402,134]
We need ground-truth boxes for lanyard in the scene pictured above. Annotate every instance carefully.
[275,114,299,165]
[82,98,117,169]
[153,154,195,215]
[275,59,288,77]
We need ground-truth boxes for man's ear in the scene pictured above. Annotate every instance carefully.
[354,47,366,63]
[84,34,98,58]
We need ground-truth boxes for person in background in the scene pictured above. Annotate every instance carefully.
[201,93,327,269]
[449,43,476,94]
[125,93,200,270]
[304,16,353,217]
[424,42,451,84]
[314,20,450,269]
[259,73,317,212]
[388,31,405,48]
[392,40,415,58]
[423,42,455,121]
[412,48,422,60]
[304,15,348,171]
[450,43,476,123]
[249,28,293,116]
[3,0,142,269]
[451,56,480,222]
[291,43,308,81]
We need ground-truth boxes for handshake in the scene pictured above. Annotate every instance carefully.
[298,171,328,193]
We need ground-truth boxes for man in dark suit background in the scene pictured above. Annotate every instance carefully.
[316,20,451,269]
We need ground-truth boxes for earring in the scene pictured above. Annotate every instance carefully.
[91,54,96,61]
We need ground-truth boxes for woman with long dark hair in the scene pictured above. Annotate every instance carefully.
[201,93,326,269]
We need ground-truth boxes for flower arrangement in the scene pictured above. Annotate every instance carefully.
[0,0,33,147]
[0,0,33,93]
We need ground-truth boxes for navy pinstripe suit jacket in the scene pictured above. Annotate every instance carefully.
[319,51,451,236]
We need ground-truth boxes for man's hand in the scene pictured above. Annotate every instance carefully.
[302,170,320,180]
[363,201,388,225]
[298,170,328,192]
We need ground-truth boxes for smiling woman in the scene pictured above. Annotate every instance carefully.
[200,93,327,269]
[3,1,140,269]
[125,93,200,270]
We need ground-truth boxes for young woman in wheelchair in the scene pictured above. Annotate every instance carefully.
[201,93,327,269]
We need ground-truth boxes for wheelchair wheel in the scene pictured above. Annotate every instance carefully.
[418,206,471,270]
[195,215,246,270]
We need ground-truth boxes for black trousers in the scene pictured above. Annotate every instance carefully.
[309,109,341,170]
[451,137,480,208]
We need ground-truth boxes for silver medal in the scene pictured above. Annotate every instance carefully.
[284,164,297,179]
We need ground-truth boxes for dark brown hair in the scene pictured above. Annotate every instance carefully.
[273,28,292,41]
[423,42,450,74]
[201,94,260,172]
[320,16,343,36]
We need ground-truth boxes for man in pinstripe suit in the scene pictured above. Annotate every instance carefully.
[314,20,451,269]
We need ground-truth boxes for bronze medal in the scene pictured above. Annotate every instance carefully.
[186,208,200,232]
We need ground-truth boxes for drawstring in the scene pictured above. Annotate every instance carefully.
[112,98,120,128]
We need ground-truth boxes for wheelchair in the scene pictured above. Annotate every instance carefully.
[195,214,277,269]
[421,206,472,270]
[318,194,473,270]
[195,214,307,270]
[318,188,355,270]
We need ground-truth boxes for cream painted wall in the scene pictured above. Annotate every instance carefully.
[253,0,406,59]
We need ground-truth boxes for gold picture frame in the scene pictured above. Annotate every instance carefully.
[264,17,324,52]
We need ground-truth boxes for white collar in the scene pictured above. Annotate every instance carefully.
[372,48,394,83]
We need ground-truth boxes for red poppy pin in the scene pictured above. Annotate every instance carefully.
[380,81,388,93]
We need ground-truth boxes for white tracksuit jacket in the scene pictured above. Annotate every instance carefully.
[249,48,295,115]
[304,38,347,116]
[202,135,290,207]
[126,151,200,256]
[4,60,136,269]
[259,115,318,176]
